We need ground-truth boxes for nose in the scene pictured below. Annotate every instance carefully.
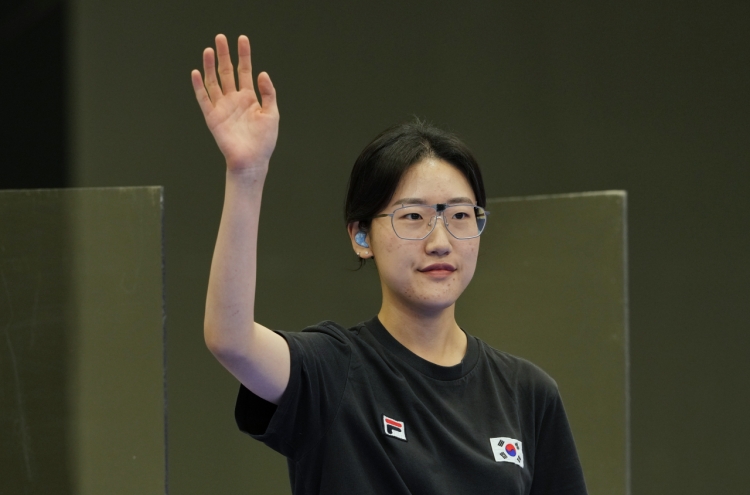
[425,213,452,255]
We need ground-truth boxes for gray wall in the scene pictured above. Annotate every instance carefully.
[69,1,749,494]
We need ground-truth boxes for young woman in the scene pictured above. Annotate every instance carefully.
[192,34,587,495]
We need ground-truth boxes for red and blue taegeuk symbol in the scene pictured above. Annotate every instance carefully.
[505,444,517,457]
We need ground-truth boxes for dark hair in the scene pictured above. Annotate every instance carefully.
[345,119,486,233]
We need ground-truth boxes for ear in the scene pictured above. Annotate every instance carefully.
[347,221,372,258]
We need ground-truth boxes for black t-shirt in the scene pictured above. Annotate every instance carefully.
[236,317,588,495]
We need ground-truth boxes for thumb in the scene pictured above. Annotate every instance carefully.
[257,72,278,114]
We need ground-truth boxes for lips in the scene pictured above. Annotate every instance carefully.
[418,263,456,273]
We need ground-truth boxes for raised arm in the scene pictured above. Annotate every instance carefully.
[192,34,290,404]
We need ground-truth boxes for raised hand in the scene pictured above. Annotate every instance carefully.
[191,34,279,172]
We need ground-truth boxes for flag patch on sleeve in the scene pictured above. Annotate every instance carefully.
[490,437,524,467]
[382,415,407,441]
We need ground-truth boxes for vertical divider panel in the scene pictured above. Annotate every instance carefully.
[456,191,629,495]
[0,187,166,495]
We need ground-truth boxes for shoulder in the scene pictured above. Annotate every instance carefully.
[301,320,360,337]
[274,320,365,357]
[475,338,560,400]
[283,320,364,343]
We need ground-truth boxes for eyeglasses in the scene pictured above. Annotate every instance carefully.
[373,203,489,240]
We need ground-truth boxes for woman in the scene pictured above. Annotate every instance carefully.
[192,34,587,494]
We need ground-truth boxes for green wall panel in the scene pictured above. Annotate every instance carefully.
[457,191,629,494]
[0,187,165,494]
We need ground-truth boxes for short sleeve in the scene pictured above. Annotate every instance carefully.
[235,324,352,461]
[529,386,588,495]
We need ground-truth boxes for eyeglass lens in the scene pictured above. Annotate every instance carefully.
[392,205,487,239]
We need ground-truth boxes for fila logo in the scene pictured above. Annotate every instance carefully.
[382,415,407,441]
[490,437,524,468]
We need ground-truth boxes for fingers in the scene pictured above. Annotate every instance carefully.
[257,72,278,115]
[190,69,213,116]
[202,47,223,103]
[215,34,237,94]
[237,35,254,92]
[193,34,273,114]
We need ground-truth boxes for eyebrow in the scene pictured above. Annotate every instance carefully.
[391,197,475,206]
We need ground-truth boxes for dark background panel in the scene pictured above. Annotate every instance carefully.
[1,0,68,190]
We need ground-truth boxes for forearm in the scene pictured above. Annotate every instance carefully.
[204,165,267,355]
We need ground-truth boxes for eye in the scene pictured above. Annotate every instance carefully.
[452,210,475,220]
[403,212,423,220]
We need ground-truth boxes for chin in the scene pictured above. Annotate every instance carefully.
[408,291,462,314]
[383,273,468,313]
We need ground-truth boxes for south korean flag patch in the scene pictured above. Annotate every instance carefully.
[490,437,524,468]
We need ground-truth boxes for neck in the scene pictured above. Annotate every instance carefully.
[377,300,467,367]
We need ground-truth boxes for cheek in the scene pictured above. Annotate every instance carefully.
[378,243,413,278]
[460,243,480,284]
[371,225,408,262]
[370,230,411,278]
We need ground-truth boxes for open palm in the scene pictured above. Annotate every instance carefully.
[191,35,279,171]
